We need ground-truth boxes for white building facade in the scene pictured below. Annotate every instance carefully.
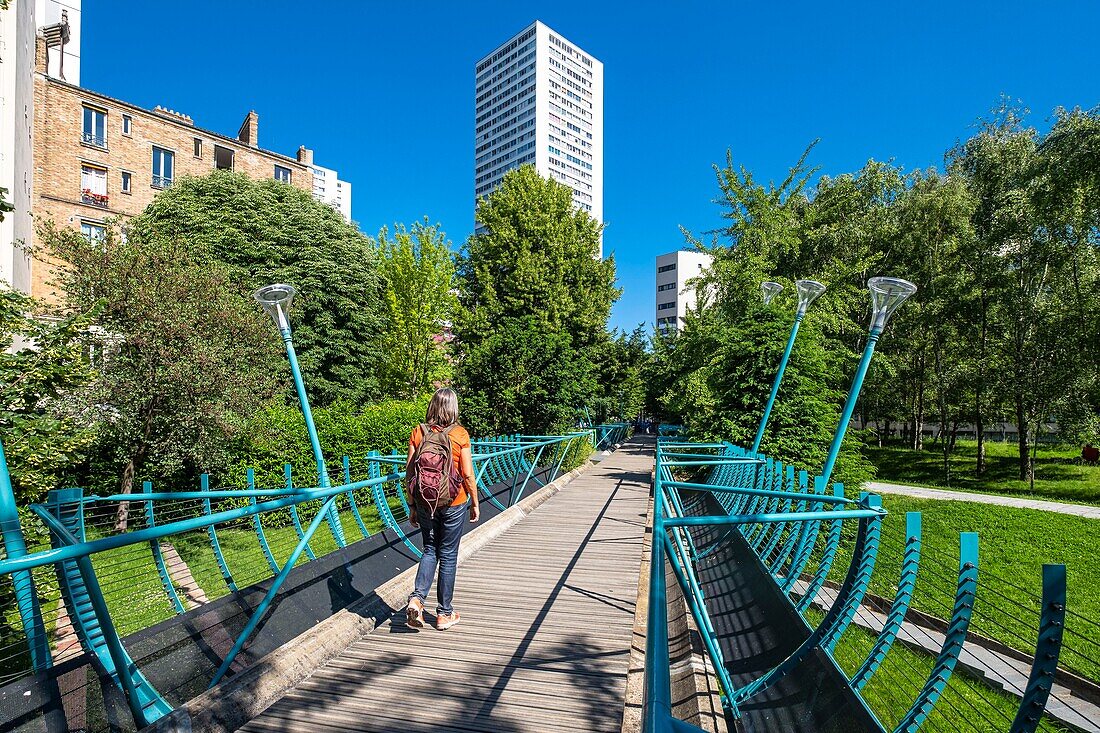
[474,21,603,255]
[310,163,352,223]
[0,0,77,293]
[655,250,713,333]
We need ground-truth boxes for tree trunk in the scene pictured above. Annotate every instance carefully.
[1015,396,1030,482]
[913,382,925,451]
[115,457,136,532]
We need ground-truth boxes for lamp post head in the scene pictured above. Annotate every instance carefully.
[254,283,296,333]
[795,279,827,316]
[761,281,783,305]
[868,276,917,331]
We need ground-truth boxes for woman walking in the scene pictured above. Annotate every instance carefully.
[405,388,480,630]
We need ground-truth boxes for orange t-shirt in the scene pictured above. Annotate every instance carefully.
[409,423,471,506]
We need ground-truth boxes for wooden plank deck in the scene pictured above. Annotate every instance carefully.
[240,440,653,733]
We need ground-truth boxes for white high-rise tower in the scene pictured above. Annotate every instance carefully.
[474,21,603,256]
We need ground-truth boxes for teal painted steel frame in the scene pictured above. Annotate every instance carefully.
[142,481,186,614]
[200,473,238,592]
[0,439,50,671]
[893,532,978,733]
[1010,563,1067,733]
[851,511,922,690]
[247,468,281,575]
[751,312,803,453]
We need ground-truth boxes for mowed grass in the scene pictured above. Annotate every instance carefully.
[825,494,1100,683]
[865,439,1100,505]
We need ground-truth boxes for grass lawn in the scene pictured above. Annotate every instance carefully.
[865,439,1100,505]
[824,493,1100,683]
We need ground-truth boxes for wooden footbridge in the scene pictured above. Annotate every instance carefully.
[1,282,1098,733]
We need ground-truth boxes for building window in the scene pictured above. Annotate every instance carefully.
[214,145,234,170]
[80,165,108,207]
[274,165,292,183]
[122,114,132,136]
[657,301,676,311]
[151,146,174,188]
[81,221,107,243]
[82,105,107,148]
[193,138,202,158]
[657,263,676,273]
[120,171,131,194]
[657,283,675,292]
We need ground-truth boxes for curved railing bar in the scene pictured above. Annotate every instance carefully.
[734,498,883,703]
[35,491,174,726]
[283,464,317,562]
[0,441,50,671]
[794,483,846,612]
[476,452,508,512]
[509,443,546,505]
[1009,563,1067,733]
[209,493,342,688]
[341,455,371,540]
[767,469,809,577]
[752,462,790,553]
[758,465,795,561]
[142,481,186,615]
[820,494,883,652]
[247,468,280,576]
[366,451,421,558]
[851,511,922,690]
[778,477,829,594]
[200,473,238,592]
[892,532,978,733]
[661,480,857,506]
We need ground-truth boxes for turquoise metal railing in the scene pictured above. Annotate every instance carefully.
[642,277,1087,732]
[0,429,590,729]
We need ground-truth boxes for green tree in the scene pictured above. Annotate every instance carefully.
[36,221,281,528]
[125,172,387,405]
[460,317,594,435]
[0,287,95,503]
[456,166,618,435]
[459,165,617,350]
[376,219,460,398]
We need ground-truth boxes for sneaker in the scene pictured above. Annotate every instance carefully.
[406,598,424,628]
[435,610,461,631]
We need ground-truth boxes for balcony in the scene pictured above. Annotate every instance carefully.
[151,175,172,189]
[81,131,107,149]
[80,189,109,208]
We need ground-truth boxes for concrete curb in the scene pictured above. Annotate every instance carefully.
[145,458,598,733]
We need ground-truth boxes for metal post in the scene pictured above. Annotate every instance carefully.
[752,313,803,453]
[820,329,881,485]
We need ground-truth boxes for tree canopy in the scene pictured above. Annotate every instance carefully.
[456,166,620,435]
[126,172,387,405]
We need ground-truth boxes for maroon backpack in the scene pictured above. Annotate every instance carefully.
[408,423,462,512]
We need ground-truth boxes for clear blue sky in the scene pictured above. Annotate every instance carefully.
[83,1,1099,332]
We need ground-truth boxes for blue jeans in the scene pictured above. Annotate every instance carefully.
[409,502,467,615]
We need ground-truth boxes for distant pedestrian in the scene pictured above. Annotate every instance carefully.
[1083,443,1099,465]
[405,388,480,631]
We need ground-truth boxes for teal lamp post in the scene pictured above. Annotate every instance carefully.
[819,276,917,484]
[751,279,827,453]
[254,284,345,546]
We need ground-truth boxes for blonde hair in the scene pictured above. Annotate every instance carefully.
[425,388,459,428]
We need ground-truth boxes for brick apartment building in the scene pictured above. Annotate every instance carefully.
[30,35,317,301]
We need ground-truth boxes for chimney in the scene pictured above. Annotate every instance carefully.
[237,110,259,147]
[297,146,314,166]
[152,105,194,125]
[35,33,48,74]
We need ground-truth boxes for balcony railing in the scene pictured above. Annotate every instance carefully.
[80,189,109,208]
[151,175,172,189]
[81,132,106,148]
